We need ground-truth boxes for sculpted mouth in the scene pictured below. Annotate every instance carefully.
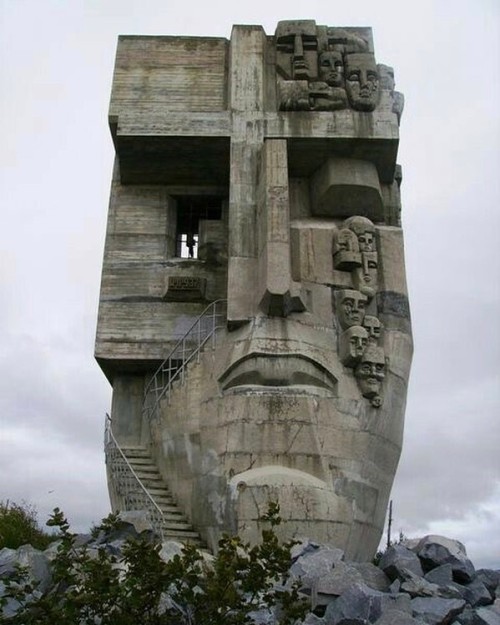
[219,354,337,392]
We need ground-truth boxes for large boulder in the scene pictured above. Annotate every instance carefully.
[290,545,344,587]
[352,562,392,592]
[415,536,475,583]
[380,545,424,581]
[410,597,465,625]
[324,583,411,625]
[0,545,51,592]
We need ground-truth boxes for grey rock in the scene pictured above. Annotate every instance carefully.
[399,569,440,598]
[425,565,454,586]
[248,608,275,624]
[374,608,425,625]
[454,606,476,625]
[315,562,364,600]
[291,546,345,586]
[416,536,475,583]
[390,580,402,593]
[324,583,411,625]
[461,579,493,607]
[352,562,392,592]
[159,540,184,562]
[0,545,51,592]
[291,539,322,561]
[410,597,465,625]
[380,545,424,581]
[301,615,325,624]
[43,539,63,561]
[435,584,465,600]
[474,571,500,596]
[474,606,500,625]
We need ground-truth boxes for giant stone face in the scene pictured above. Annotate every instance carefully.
[100,19,412,564]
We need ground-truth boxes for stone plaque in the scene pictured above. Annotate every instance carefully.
[163,276,207,301]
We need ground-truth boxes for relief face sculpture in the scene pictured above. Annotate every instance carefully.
[354,345,386,406]
[318,50,344,86]
[340,325,369,366]
[363,315,383,343]
[344,53,380,111]
[100,20,412,565]
[336,289,368,328]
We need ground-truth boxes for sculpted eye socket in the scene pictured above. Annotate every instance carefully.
[348,72,360,81]
[367,72,378,81]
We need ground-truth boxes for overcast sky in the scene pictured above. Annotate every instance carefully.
[1,0,499,568]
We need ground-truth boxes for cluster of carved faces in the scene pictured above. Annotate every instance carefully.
[276,22,380,112]
[333,216,386,407]
[333,216,378,300]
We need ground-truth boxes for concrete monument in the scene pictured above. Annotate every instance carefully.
[97,20,412,560]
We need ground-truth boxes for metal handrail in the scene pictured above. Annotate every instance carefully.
[142,299,227,422]
[104,413,165,537]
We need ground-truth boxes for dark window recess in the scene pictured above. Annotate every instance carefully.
[175,196,222,258]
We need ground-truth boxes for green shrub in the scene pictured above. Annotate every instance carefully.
[1,503,309,625]
[0,501,55,551]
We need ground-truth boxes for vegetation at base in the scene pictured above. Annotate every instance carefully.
[0,502,309,625]
[0,501,56,551]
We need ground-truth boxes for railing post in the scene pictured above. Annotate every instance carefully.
[197,317,201,363]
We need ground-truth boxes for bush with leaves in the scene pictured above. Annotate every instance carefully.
[0,501,55,551]
[0,503,309,624]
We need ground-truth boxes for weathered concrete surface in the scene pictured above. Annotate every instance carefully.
[98,20,412,561]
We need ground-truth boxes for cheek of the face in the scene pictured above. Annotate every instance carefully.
[374,364,385,380]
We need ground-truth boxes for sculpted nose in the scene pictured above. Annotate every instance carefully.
[359,71,369,88]
[293,34,304,59]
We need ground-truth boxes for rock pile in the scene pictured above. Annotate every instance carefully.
[1,513,499,624]
[287,535,499,625]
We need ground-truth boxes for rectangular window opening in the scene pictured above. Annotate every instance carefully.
[175,196,222,259]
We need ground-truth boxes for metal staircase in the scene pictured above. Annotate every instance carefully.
[104,299,227,542]
[105,416,202,543]
[142,299,227,423]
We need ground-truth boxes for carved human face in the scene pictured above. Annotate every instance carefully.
[345,53,379,112]
[377,64,395,91]
[340,325,369,366]
[332,228,361,271]
[275,21,318,81]
[357,231,375,252]
[318,51,344,87]
[337,289,367,329]
[363,315,382,342]
[354,347,385,397]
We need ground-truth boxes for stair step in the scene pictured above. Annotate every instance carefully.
[162,521,196,531]
[135,473,163,483]
[148,486,173,495]
[126,457,155,464]
[129,460,159,473]
[162,529,201,539]
[114,447,204,546]
[160,508,187,527]
[158,506,184,515]
[122,448,150,458]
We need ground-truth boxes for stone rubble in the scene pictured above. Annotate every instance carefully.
[1,519,499,624]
